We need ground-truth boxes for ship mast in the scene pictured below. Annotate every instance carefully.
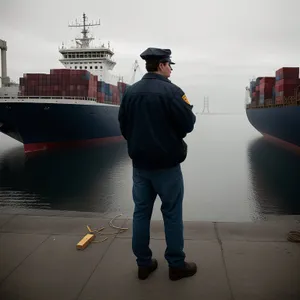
[68,13,101,48]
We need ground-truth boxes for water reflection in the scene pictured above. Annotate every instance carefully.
[247,137,300,219]
[0,141,131,213]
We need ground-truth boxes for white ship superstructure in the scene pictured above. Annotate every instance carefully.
[59,13,120,85]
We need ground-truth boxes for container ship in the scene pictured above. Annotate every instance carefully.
[0,13,139,153]
[245,67,300,151]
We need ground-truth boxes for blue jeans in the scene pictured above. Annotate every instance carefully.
[132,164,186,268]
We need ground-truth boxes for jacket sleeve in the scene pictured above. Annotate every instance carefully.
[169,87,196,138]
[118,92,128,140]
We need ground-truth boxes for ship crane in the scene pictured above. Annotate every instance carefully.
[130,60,143,84]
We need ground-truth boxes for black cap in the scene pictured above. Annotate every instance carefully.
[140,47,175,64]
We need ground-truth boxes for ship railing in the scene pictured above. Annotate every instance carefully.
[0,96,97,102]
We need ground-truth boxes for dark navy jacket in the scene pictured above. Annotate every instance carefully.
[118,72,196,170]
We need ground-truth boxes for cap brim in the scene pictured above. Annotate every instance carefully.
[160,58,175,65]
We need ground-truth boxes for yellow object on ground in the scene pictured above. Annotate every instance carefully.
[76,214,129,250]
[76,234,95,250]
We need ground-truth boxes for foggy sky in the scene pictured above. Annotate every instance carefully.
[1,0,300,113]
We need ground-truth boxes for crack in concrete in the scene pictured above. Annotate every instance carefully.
[214,222,235,300]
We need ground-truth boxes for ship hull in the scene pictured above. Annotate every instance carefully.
[246,105,300,151]
[0,100,123,152]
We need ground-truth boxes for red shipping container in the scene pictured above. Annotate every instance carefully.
[275,78,300,86]
[279,89,296,98]
[276,67,299,79]
[275,82,299,93]
[259,82,273,92]
[19,69,101,99]
[260,77,275,84]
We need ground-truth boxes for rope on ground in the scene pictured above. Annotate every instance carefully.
[287,230,300,243]
[76,214,129,249]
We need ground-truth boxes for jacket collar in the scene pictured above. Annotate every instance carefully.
[142,72,171,83]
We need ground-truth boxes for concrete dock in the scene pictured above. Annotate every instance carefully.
[0,207,299,300]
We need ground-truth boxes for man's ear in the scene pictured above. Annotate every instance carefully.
[158,62,164,71]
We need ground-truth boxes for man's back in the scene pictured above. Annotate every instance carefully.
[118,72,196,170]
[119,47,198,281]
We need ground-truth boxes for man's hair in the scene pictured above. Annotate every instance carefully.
[145,60,167,72]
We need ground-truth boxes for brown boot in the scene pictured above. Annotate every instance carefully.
[138,259,158,280]
[169,262,197,281]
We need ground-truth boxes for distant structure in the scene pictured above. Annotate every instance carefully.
[201,96,210,114]
[0,39,19,96]
[130,60,143,84]
[0,39,9,86]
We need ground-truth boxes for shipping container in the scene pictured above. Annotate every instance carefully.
[255,77,263,85]
[260,77,275,84]
[259,82,273,92]
[259,94,272,105]
[18,69,126,102]
[275,80,299,93]
[275,67,299,81]
[275,78,300,85]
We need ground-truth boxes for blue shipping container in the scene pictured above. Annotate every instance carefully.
[105,84,112,96]
[272,87,276,102]
[256,77,262,85]
[82,72,90,80]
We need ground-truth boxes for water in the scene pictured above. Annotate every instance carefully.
[0,112,300,222]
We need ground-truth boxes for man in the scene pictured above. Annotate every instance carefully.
[118,47,197,281]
